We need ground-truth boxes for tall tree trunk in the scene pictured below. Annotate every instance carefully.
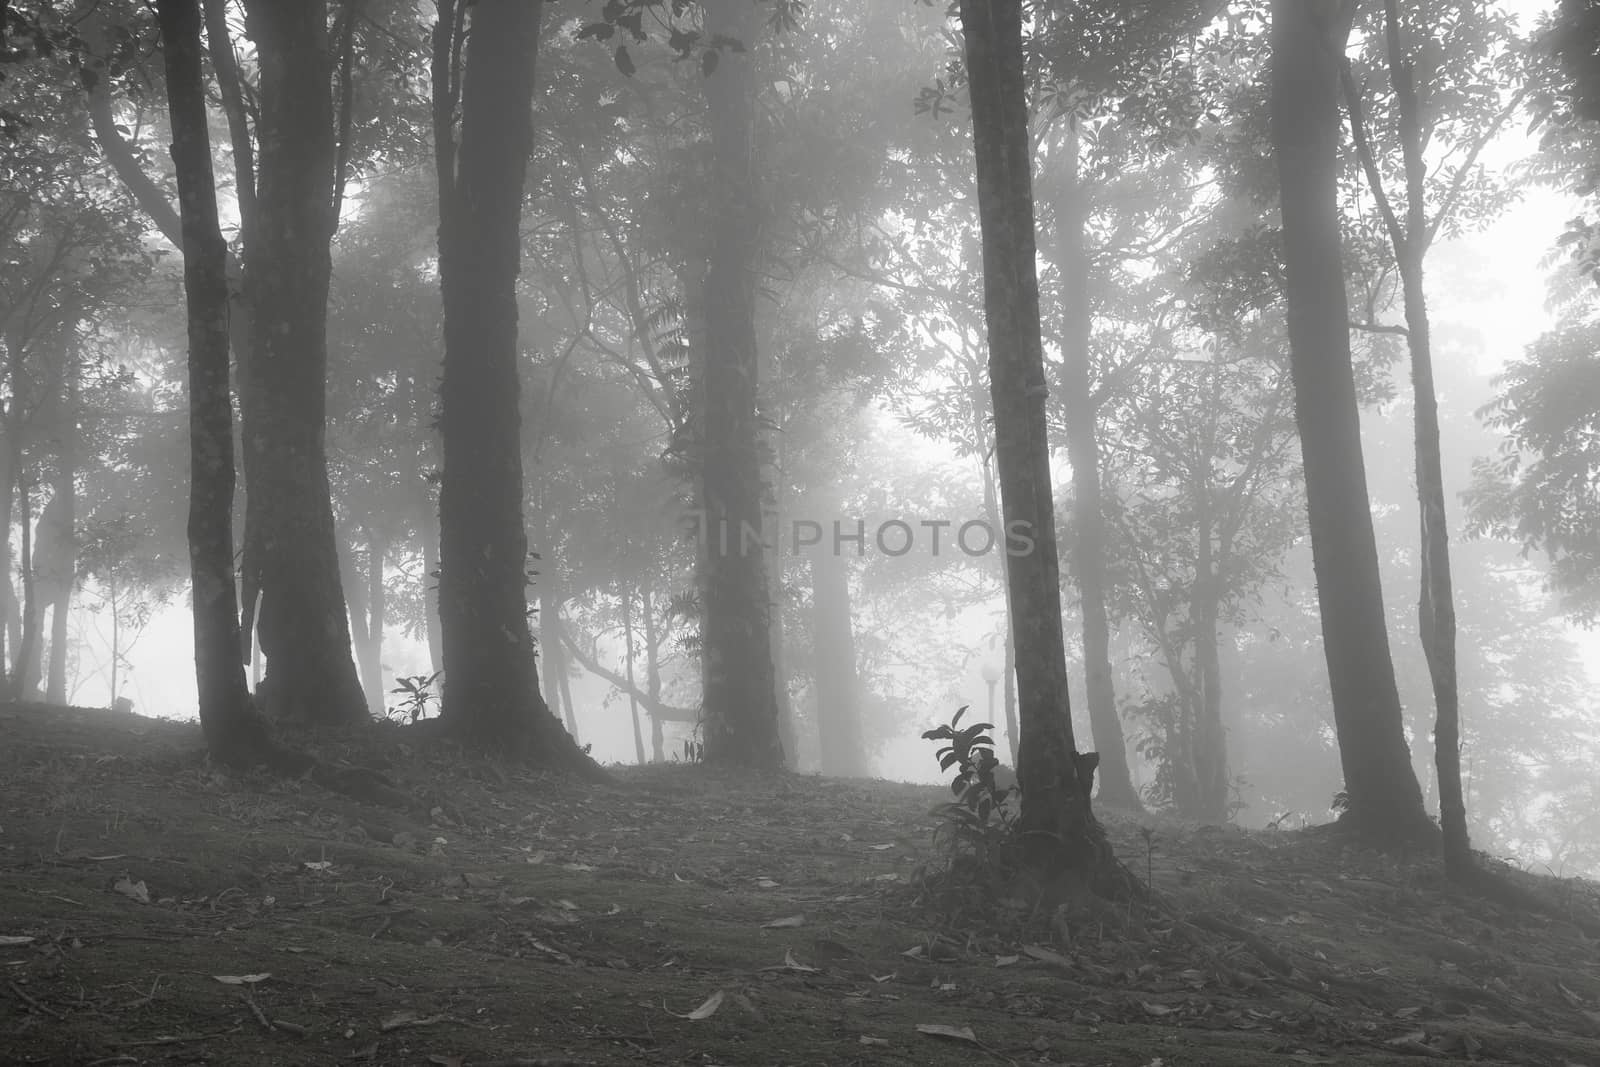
[623,582,646,765]
[1376,0,1470,874]
[1268,0,1430,841]
[433,0,599,775]
[1,331,23,695]
[362,530,386,716]
[26,488,67,696]
[540,585,579,738]
[1192,514,1229,823]
[238,0,367,726]
[768,435,799,768]
[155,0,271,766]
[13,473,36,697]
[417,488,444,677]
[44,368,76,704]
[811,546,866,777]
[642,577,665,763]
[959,0,1118,883]
[699,0,783,769]
[1050,131,1142,812]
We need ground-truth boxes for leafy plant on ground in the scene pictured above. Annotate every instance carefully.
[387,672,441,723]
[917,705,1020,892]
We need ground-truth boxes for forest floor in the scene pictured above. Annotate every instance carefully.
[3,703,1600,1067]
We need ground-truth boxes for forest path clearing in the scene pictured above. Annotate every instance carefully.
[2,701,1597,1066]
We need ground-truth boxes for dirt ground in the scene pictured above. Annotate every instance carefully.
[3,702,1600,1066]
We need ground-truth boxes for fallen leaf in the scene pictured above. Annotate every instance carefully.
[379,1011,448,1032]
[782,949,818,972]
[756,878,780,888]
[113,877,150,904]
[1141,1001,1178,1017]
[859,1035,889,1046]
[871,972,896,983]
[762,914,805,929]
[916,1022,978,1043]
[669,989,724,1020]
[1022,944,1072,968]
[0,935,36,946]
[869,843,895,851]
[995,954,1020,967]
[302,860,334,872]
[213,973,272,985]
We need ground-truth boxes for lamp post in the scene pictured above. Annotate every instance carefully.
[980,660,1000,735]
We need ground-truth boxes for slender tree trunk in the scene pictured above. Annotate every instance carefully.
[44,370,76,704]
[768,434,798,768]
[1268,0,1430,841]
[13,473,36,697]
[417,489,444,677]
[238,0,367,726]
[1,334,23,694]
[1381,0,1470,875]
[623,582,646,765]
[155,0,271,766]
[1192,518,1229,822]
[1051,133,1141,812]
[959,0,1118,883]
[699,0,783,769]
[363,531,386,715]
[643,577,664,763]
[541,585,579,738]
[434,0,599,775]
[811,545,866,777]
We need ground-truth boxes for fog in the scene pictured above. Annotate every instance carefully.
[6,0,1599,879]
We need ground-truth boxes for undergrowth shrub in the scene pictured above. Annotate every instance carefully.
[915,705,1022,901]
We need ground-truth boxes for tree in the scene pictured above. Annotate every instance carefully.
[958,0,1116,882]
[1341,0,1524,876]
[698,0,784,769]
[432,0,599,774]
[810,515,866,777]
[1267,0,1431,842]
[153,0,268,765]
[235,0,368,725]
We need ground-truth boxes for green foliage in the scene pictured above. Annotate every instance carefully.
[1468,312,1600,622]
[387,672,440,724]
[918,705,1018,885]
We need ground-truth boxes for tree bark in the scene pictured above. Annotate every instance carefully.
[1191,504,1229,823]
[238,0,368,726]
[699,0,784,769]
[811,543,866,777]
[1050,129,1142,812]
[13,473,36,697]
[959,0,1119,883]
[434,0,600,775]
[44,368,76,704]
[623,582,646,765]
[355,530,386,716]
[1369,0,1471,874]
[1268,0,1431,841]
[642,577,665,762]
[540,585,580,738]
[155,0,271,766]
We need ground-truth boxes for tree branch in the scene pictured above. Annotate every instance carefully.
[556,618,699,724]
